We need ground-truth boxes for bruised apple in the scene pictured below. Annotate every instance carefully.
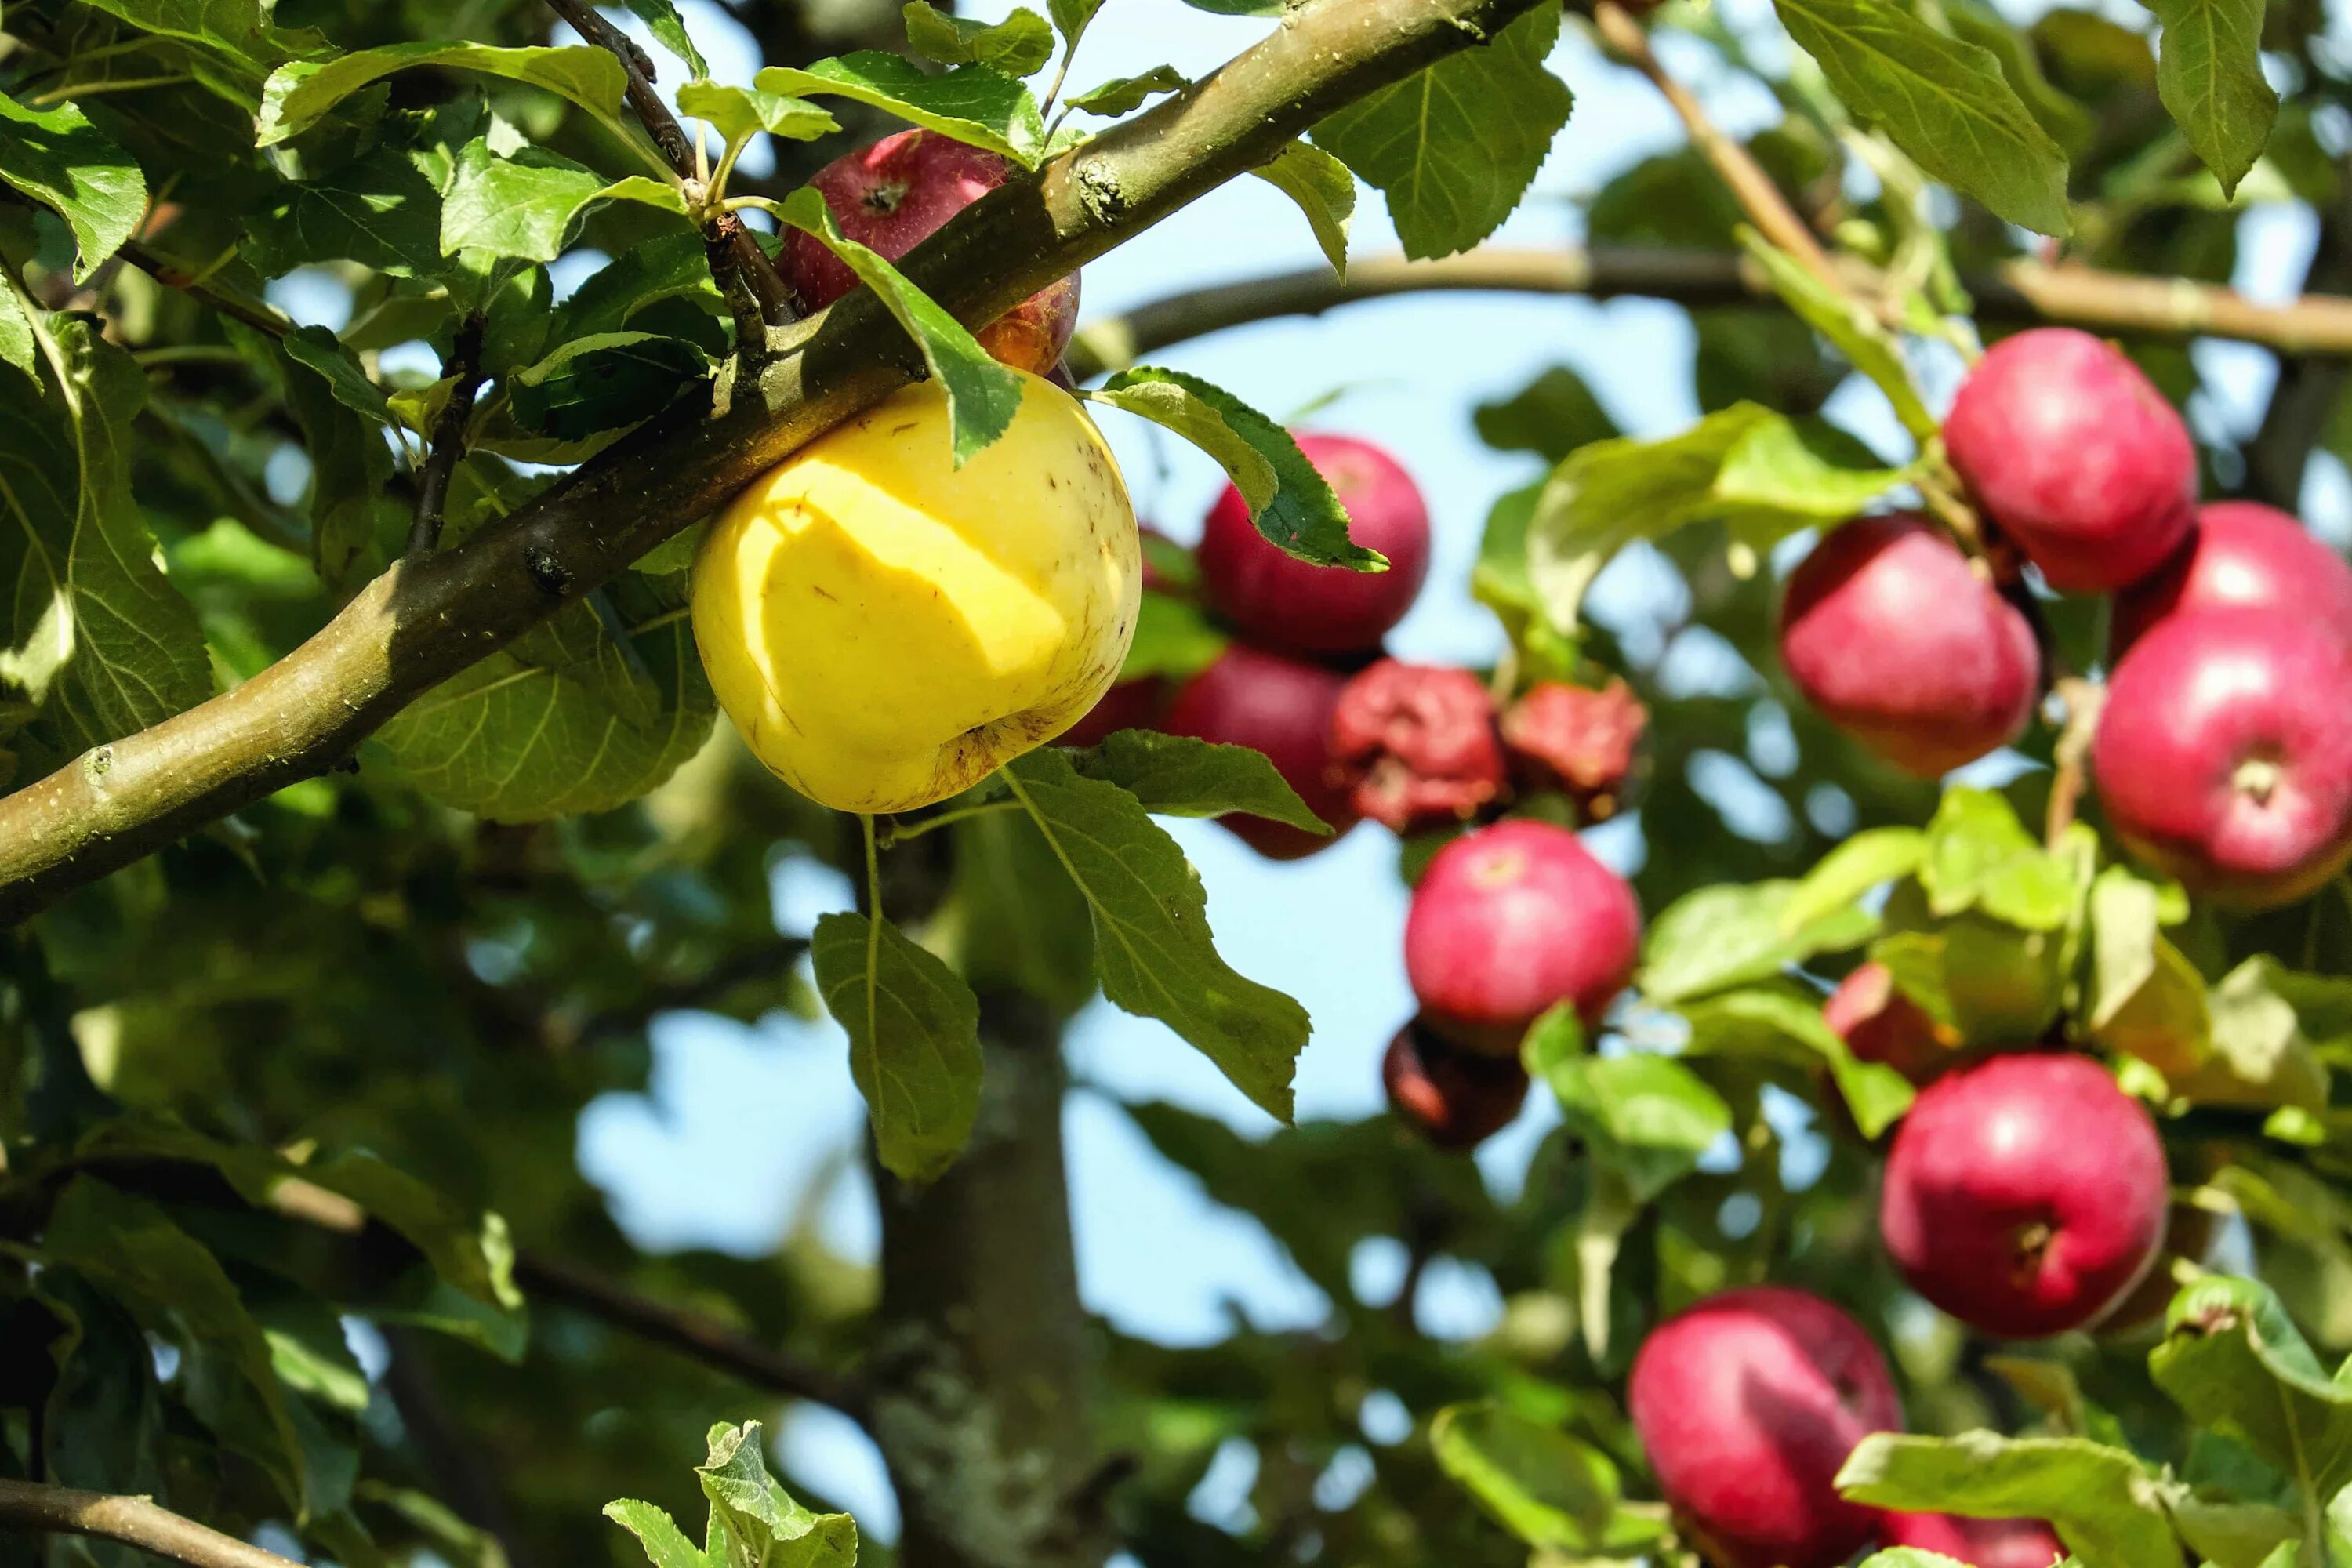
[692,372,1137,813]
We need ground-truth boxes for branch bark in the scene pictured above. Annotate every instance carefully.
[1064,247,2352,379]
[0,0,1550,924]
[0,1479,303,1568]
[405,314,488,556]
[512,1249,868,1418]
[869,993,1103,1568]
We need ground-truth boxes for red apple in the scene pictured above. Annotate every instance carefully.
[1161,642,1356,859]
[1878,1511,2066,1568]
[779,129,1079,373]
[1628,1285,1901,1568]
[2092,608,2352,907]
[1196,434,1431,656]
[1329,660,1508,832]
[2111,500,2352,658]
[1824,962,1953,1085]
[1499,677,1646,819]
[1779,514,2041,776]
[1942,328,2196,593]
[1881,1054,2167,1338]
[1059,675,1169,747]
[1381,1018,1529,1151]
[1403,818,1639,1054]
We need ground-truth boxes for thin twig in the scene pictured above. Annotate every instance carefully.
[405,314,488,557]
[541,0,791,335]
[511,1250,869,1419]
[0,1479,303,1568]
[117,240,292,339]
[1592,1,1840,289]
[878,799,1023,846]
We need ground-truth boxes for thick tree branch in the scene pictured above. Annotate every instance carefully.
[543,0,791,331]
[0,0,1551,923]
[512,1249,869,1418]
[1062,248,2352,379]
[0,1479,302,1568]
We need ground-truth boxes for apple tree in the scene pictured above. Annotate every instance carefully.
[3,0,2352,1562]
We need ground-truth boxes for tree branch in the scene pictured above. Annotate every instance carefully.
[543,0,792,332]
[0,1480,303,1568]
[511,1249,869,1419]
[0,0,1552,924]
[405,314,488,557]
[1062,248,2352,379]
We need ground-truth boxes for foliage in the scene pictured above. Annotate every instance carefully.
[0,0,2339,1561]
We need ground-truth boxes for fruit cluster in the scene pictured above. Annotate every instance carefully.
[1062,438,1653,1152]
[1781,327,2352,910]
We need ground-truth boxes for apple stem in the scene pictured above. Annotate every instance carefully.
[2234,754,2285,806]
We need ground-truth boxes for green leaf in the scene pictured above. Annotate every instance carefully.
[550,233,725,340]
[1250,141,1354,276]
[1475,365,1620,463]
[1178,0,1283,14]
[0,315,210,748]
[270,325,405,587]
[755,53,1046,166]
[768,186,1023,466]
[0,279,33,381]
[1679,985,1915,1138]
[1782,828,1926,933]
[674,82,839,144]
[811,910,983,1182]
[2168,957,2331,1112]
[1838,1431,2184,1568]
[1091,367,1374,569]
[42,1178,306,1508]
[697,1421,859,1568]
[903,4,1055,76]
[281,325,391,425]
[1711,414,1909,531]
[509,332,710,439]
[441,140,688,263]
[1772,0,2072,234]
[36,1272,169,1568]
[1525,1011,1731,1202]
[1524,403,1769,630]
[951,808,1097,1014]
[2142,0,2276,197]
[1857,1553,1978,1567]
[1735,227,1935,439]
[1429,1402,1640,1551]
[1067,65,1187,117]
[1872,921,2066,1045]
[620,0,710,79]
[1312,2,1571,260]
[1047,0,1110,59]
[1639,880,1878,1005]
[1119,589,1225,682]
[258,45,637,151]
[2152,1275,2352,1504]
[374,570,715,818]
[1067,729,1330,833]
[0,95,147,281]
[252,146,447,278]
[2086,866,2209,1077]
[606,1500,715,1568]
[1003,747,1308,1120]
[59,0,321,100]
[1919,788,2082,931]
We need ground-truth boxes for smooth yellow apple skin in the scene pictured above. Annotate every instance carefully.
[691,372,1139,814]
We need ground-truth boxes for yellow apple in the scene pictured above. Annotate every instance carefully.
[691,371,1139,814]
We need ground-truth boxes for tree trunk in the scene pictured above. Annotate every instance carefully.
[869,993,1106,1568]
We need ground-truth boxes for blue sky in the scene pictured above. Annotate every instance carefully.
[272,0,2352,1539]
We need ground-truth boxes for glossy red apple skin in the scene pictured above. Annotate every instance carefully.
[1628,1286,1901,1568]
[1196,434,1431,656]
[2111,501,2352,658]
[1403,819,1639,1055]
[1161,642,1356,860]
[1824,962,1952,1085]
[1881,1054,2167,1338]
[2092,608,2352,908]
[779,129,1079,374]
[1943,328,2196,593]
[1381,1018,1529,1151]
[1878,1510,2067,1568]
[1329,660,1508,832]
[1779,515,2041,776]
